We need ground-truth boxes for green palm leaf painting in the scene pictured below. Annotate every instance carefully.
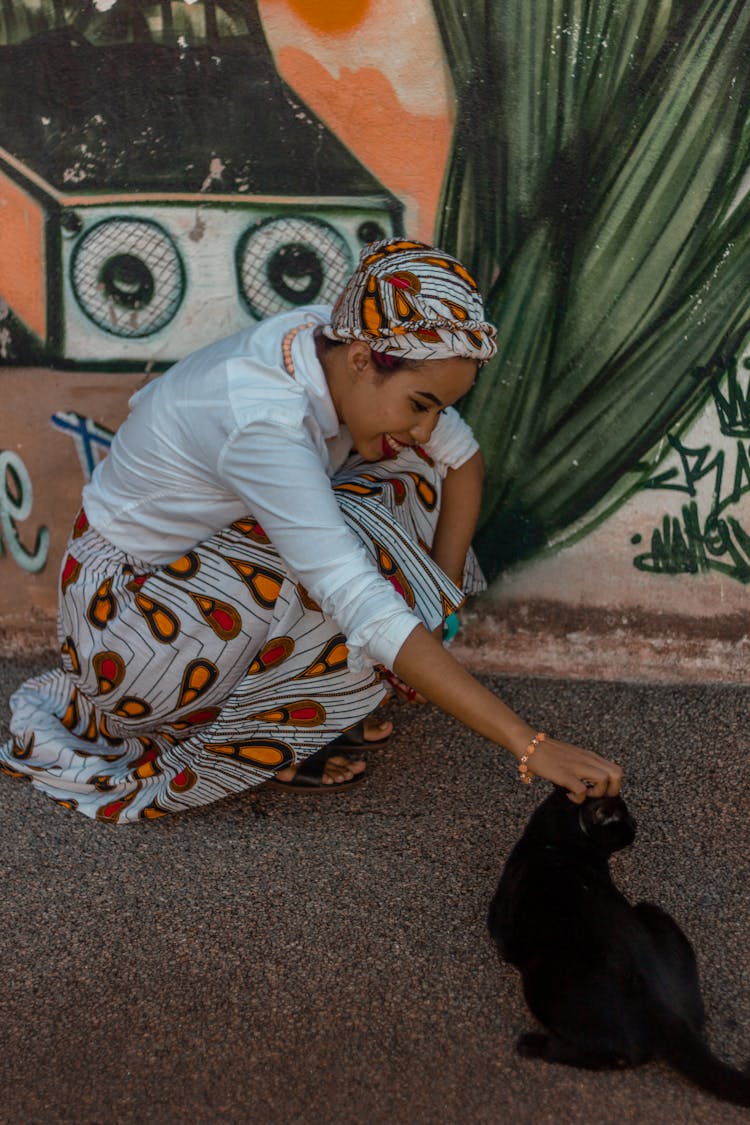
[432,0,750,579]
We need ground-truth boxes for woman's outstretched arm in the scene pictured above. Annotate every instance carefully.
[393,622,622,803]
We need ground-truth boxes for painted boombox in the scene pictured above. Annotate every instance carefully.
[0,1,403,368]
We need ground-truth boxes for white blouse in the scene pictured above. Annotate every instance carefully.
[83,306,479,671]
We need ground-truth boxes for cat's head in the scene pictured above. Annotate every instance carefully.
[577,795,636,854]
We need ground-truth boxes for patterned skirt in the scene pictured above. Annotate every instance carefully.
[1,452,483,824]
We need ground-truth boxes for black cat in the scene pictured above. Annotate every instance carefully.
[487,788,750,1106]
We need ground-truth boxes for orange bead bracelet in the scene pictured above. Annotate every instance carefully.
[518,731,546,784]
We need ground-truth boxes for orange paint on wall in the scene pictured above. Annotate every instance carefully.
[0,170,46,340]
[283,0,371,34]
[277,46,452,238]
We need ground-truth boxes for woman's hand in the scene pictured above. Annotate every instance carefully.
[380,667,427,704]
[515,735,623,804]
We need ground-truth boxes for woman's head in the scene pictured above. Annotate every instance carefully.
[319,238,496,460]
[319,336,479,462]
[322,237,497,365]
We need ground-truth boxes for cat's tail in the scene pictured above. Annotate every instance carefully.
[657,1010,750,1107]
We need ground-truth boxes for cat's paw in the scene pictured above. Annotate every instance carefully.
[516,1032,548,1057]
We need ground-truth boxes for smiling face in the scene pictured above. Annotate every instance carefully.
[322,340,478,461]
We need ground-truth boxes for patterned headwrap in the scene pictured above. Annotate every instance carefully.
[322,238,497,365]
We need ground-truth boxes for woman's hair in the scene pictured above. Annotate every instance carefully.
[318,333,421,374]
[371,349,421,373]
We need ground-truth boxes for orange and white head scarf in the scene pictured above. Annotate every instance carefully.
[323,238,497,364]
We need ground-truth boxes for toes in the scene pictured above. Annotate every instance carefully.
[322,754,366,784]
[363,717,393,742]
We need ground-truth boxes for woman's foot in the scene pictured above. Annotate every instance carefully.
[274,716,391,785]
[358,715,393,742]
[275,753,367,786]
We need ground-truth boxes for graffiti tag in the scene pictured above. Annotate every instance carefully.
[51,411,114,480]
[631,501,750,583]
[632,357,750,583]
[640,434,750,515]
[0,450,49,573]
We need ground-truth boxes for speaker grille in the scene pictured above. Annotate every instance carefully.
[238,217,352,319]
[71,218,184,338]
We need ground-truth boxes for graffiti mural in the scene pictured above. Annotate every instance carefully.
[1,0,750,632]
[633,350,750,582]
[0,0,449,637]
[50,412,114,480]
[0,450,48,573]
[0,403,117,577]
[431,0,750,582]
[0,0,403,367]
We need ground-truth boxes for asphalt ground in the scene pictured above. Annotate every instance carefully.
[0,650,748,1125]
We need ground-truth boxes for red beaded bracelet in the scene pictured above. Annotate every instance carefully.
[518,732,546,784]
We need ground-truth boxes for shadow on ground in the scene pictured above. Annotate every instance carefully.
[0,652,748,1124]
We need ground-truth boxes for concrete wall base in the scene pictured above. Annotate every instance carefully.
[5,600,748,687]
[450,600,750,686]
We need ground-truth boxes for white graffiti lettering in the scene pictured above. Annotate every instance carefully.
[0,450,49,574]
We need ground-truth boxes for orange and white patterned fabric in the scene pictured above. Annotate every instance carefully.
[80,306,478,674]
[323,238,497,363]
[0,450,482,824]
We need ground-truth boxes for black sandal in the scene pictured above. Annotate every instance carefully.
[328,719,392,751]
[268,747,366,793]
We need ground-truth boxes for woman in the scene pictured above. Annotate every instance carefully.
[1,238,622,822]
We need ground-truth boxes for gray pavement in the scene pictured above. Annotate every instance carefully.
[0,649,748,1125]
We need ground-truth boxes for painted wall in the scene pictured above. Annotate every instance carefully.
[1,0,749,649]
[491,339,750,617]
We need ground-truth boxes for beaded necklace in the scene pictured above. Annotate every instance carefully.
[281,320,316,377]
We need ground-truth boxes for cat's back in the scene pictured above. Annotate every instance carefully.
[489,842,632,966]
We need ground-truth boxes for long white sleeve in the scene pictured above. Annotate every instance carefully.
[219,415,420,670]
[423,406,479,472]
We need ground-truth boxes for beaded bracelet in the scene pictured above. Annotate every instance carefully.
[518,732,546,784]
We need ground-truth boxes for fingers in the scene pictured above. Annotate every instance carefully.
[381,668,426,704]
[597,759,623,797]
[528,739,623,801]
[562,743,623,799]
[579,773,609,800]
[606,763,624,796]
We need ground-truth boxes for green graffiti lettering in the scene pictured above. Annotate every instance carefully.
[725,441,750,515]
[633,502,750,583]
[635,357,750,584]
[0,451,49,574]
[642,436,724,506]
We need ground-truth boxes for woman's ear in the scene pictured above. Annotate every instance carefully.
[348,340,372,376]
